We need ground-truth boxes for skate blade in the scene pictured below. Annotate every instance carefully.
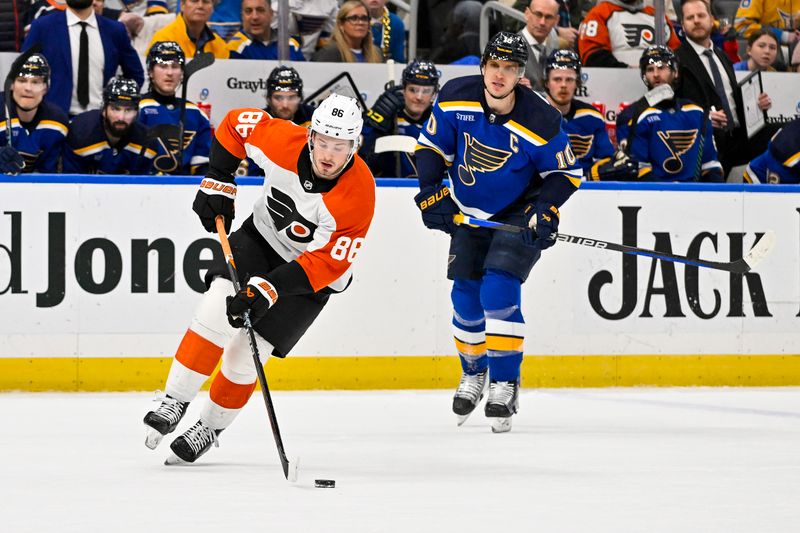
[287,456,300,482]
[490,417,512,433]
[164,453,188,466]
[144,427,164,450]
[456,412,472,426]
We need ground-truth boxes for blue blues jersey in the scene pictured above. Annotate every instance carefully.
[562,99,614,173]
[227,31,306,61]
[744,118,800,184]
[416,75,582,219]
[361,108,429,178]
[138,92,212,175]
[618,97,722,182]
[0,92,68,173]
[63,110,155,174]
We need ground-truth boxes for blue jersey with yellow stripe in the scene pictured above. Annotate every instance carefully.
[562,99,615,172]
[0,92,68,173]
[416,75,582,219]
[621,98,722,182]
[63,109,155,174]
[744,118,800,184]
[138,92,212,175]
[227,31,306,61]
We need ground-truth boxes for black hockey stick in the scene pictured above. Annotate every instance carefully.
[453,214,775,274]
[176,52,215,172]
[3,44,42,148]
[215,215,298,482]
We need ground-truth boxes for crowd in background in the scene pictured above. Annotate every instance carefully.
[0,0,798,182]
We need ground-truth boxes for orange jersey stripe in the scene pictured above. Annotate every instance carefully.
[209,371,257,409]
[174,329,223,376]
[486,334,524,353]
[455,339,487,356]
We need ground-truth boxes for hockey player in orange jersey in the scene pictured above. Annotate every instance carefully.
[142,93,376,464]
[578,0,681,68]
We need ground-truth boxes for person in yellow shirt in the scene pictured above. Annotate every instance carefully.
[734,0,800,47]
[147,0,229,59]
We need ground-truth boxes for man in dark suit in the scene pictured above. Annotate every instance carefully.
[675,0,776,177]
[22,0,144,117]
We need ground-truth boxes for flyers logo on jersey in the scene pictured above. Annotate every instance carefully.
[457,132,512,186]
[567,133,595,160]
[266,187,318,243]
[657,129,698,174]
[623,24,655,47]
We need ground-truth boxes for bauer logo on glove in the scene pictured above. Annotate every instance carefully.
[226,277,278,328]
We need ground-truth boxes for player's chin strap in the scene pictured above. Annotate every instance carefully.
[306,131,358,180]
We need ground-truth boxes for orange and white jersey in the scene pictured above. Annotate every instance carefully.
[215,108,376,293]
[579,1,681,67]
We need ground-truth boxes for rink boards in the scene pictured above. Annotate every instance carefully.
[0,177,799,390]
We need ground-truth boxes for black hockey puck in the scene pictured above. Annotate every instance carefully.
[314,479,335,488]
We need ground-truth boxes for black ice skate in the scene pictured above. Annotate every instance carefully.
[143,395,189,450]
[484,379,519,433]
[452,369,489,426]
[165,420,221,465]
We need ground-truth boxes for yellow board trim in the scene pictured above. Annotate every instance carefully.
[1,355,799,391]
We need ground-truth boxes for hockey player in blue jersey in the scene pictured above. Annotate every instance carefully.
[361,59,440,177]
[600,45,723,182]
[63,77,156,175]
[138,41,212,175]
[0,54,68,175]
[744,118,800,184]
[543,50,614,174]
[414,32,582,433]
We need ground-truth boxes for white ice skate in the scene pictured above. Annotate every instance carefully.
[485,380,519,433]
[452,370,489,426]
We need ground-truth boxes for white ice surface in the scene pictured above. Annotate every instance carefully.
[2,388,799,533]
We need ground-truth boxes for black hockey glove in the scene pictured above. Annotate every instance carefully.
[0,145,25,175]
[226,277,278,328]
[589,151,639,181]
[414,184,459,235]
[365,83,404,134]
[192,175,236,233]
[523,201,560,250]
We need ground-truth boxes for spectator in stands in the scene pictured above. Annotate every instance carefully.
[148,0,230,59]
[1,0,31,51]
[23,0,145,117]
[361,59,439,177]
[676,0,778,177]
[64,77,155,174]
[0,54,69,174]
[429,0,481,64]
[273,0,338,60]
[598,45,723,182]
[227,0,305,60]
[734,0,800,49]
[518,0,562,92]
[208,0,243,40]
[365,0,405,62]
[312,0,384,63]
[578,0,681,67]
[744,117,800,183]
[139,41,212,175]
[733,29,780,71]
[542,50,615,175]
[26,0,150,42]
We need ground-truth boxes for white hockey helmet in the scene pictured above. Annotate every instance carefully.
[308,93,363,174]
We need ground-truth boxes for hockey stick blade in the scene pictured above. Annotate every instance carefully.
[184,52,215,79]
[453,214,775,273]
[374,135,417,154]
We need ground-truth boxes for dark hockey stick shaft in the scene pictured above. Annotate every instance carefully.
[215,215,292,480]
[177,53,215,172]
[3,44,42,149]
[453,214,775,274]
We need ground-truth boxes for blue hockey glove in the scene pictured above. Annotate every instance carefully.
[365,83,404,134]
[414,184,459,234]
[192,175,236,233]
[0,145,25,175]
[523,201,560,249]
[226,277,278,328]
